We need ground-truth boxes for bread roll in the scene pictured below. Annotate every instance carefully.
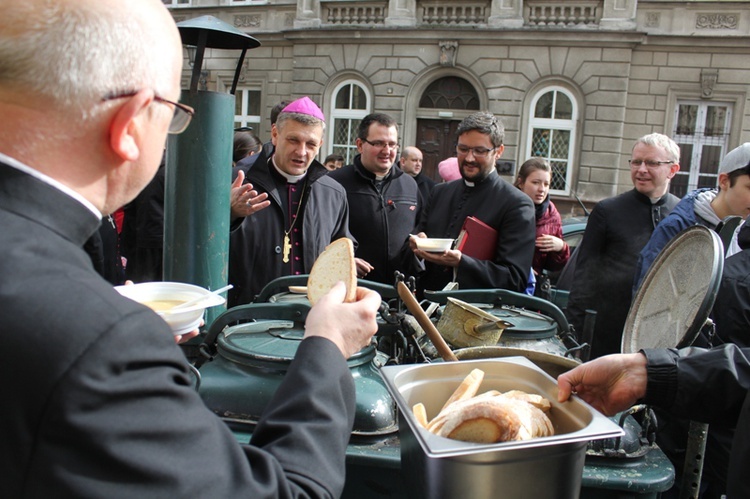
[307,238,357,305]
[440,368,484,412]
[435,395,554,443]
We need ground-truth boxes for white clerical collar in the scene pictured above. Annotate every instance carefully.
[463,180,475,187]
[0,151,101,218]
[272,156,307,184]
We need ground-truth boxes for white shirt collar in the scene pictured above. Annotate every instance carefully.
[271,156,307,184]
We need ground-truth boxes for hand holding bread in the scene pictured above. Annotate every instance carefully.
[304,238,381,358]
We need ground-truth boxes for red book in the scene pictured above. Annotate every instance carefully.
[455,216,498,260]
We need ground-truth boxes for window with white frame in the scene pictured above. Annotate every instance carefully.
[233,87,262,131]
[328,81,370,164]
[162,0,190,7]
[525,87,577,195]
[670,101,733,199]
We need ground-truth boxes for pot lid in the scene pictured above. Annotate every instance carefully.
[217,320,376,368]
[621,225,723,353]
[486,306,557,338]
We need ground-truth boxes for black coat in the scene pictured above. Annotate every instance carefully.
[566,189,679,358]
[228,149,353,305]
[643,345,750,498]
[414,172,436,202]
[417,170,535,293]
[0,159,356,498]
[713,248,750,348]
[328,156,421,285]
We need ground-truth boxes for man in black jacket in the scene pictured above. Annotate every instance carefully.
[411,111,535,294]
[558,345,750,499]
[0,3,381,497]
[400,146,436,202]
[566,133,681,359]
[328,113,421,285]
[228,97,354,305]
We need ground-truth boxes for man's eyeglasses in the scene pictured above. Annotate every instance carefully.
[102,91,194,134]
[628,159,674,168]
[363,139,399,151]
[456,144,495,158]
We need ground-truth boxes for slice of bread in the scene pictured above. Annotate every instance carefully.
[307,238,357,305]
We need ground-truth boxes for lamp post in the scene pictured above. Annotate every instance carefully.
[164,16,260,327]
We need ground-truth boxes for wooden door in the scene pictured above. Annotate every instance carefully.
[416,119,460,182]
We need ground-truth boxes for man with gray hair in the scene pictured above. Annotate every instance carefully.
[567,133,681,359]
[411,111,535,294]
[0,1,380,497]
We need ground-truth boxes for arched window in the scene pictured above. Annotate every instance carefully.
[328,81,370,164]
[526,87,577,195]
[419,76,480,110]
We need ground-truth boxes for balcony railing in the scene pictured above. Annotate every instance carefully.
[525,1,601,28]
[324,2,387,25]
[420,4,488,26]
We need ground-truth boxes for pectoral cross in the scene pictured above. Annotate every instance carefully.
[283,234,292,263]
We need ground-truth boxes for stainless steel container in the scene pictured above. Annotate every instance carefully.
[380,358,623,499]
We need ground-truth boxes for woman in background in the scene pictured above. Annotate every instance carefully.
[515,157,570,278]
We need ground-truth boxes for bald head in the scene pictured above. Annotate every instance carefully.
[0,0,184,214]
[0,0,182,117]
[400,146,423,177]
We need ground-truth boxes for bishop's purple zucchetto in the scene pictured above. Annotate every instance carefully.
[281,96,325,121]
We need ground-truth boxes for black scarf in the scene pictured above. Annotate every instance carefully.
[535,196,550,221]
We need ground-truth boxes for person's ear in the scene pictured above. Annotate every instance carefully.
[355,138,365,154]
[667,162,681,179]
[718,172,730,191]
[108,89,154,162]
[271,124,278,147]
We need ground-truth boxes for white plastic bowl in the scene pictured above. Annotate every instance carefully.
[415,238,454,252]
[115,281,226,335]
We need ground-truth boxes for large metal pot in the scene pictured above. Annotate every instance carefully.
[196,302,398,436]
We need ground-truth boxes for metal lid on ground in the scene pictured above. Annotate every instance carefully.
[621,225,723,353]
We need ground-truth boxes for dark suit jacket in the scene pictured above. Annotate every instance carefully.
[417,170,535,293]
[228,150,353,306]
[0,159,354,498]
[566,189,679,358]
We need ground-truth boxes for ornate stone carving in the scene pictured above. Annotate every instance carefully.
[285,13,295,27]
[645,12,660,28]
[439,41,458,67]
[696,13,738,30]
[234,15,261,28]
[701,68,719,99]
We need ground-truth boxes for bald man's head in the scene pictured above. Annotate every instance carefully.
[0,0,182,118]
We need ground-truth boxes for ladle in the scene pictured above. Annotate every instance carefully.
[396,281,458,362]
[171,284,233,311]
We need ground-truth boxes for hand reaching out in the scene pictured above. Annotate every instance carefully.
[230,169,271,220]
[557,353,649,416]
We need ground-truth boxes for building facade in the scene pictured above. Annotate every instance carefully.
[166,0,750,214]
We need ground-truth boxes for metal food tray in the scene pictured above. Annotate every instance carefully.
[380,358,624,499]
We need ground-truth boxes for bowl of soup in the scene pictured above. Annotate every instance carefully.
[115,281,226,335]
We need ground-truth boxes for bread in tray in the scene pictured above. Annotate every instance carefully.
[418,369,554,444]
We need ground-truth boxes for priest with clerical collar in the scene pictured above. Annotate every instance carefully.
[228,97,355,306]
[410,111,535,296]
